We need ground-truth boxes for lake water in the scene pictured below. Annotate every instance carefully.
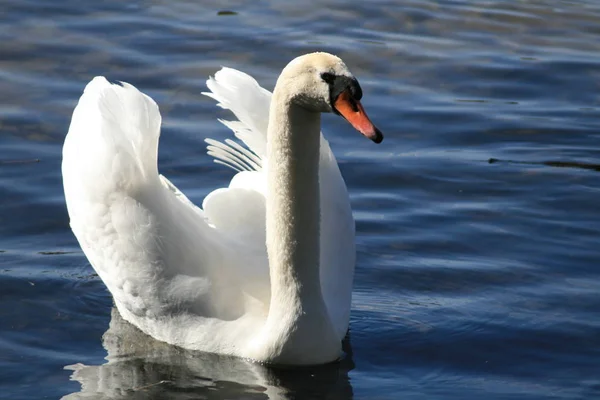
[2,0,600,398]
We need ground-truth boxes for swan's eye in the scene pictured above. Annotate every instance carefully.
[320,72,336,84]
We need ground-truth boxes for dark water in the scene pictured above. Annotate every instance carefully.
[2,0,600,398]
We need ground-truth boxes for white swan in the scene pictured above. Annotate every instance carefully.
[62,52,383,365]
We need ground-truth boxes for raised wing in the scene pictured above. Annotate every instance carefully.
[62,78,263,340]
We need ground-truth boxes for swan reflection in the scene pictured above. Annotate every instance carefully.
[63,308,354,399]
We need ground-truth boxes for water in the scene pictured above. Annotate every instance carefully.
[2,0,600,398]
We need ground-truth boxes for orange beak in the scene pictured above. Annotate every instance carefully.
[333,90,383,143]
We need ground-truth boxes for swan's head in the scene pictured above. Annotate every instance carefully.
[277,52,383,143]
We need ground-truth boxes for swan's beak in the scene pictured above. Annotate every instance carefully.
[333,90,383,143]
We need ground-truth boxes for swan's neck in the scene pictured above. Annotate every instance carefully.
[257,89,339,364]
[267,96,321,303]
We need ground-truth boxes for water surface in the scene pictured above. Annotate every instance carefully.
[2,0,600,398]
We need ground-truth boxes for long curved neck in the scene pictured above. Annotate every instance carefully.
[257,87,339,364]
[266,90,321,308]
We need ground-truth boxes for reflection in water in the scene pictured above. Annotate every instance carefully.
[63,308,354,399]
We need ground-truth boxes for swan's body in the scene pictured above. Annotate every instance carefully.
[63,53,382,365]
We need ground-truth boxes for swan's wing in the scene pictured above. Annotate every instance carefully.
[201,68,356,340]
[63,77,263,354]
[203,67,271,160]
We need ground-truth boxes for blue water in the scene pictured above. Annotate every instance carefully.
[2,0,600,398]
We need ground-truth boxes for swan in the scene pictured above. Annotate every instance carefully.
[62,52,383,365]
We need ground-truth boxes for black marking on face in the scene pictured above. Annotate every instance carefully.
[321,72,336,85]
[320,72,363,114]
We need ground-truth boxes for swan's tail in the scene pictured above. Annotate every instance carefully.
[62,77,161,199]
[202,68,272,172]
